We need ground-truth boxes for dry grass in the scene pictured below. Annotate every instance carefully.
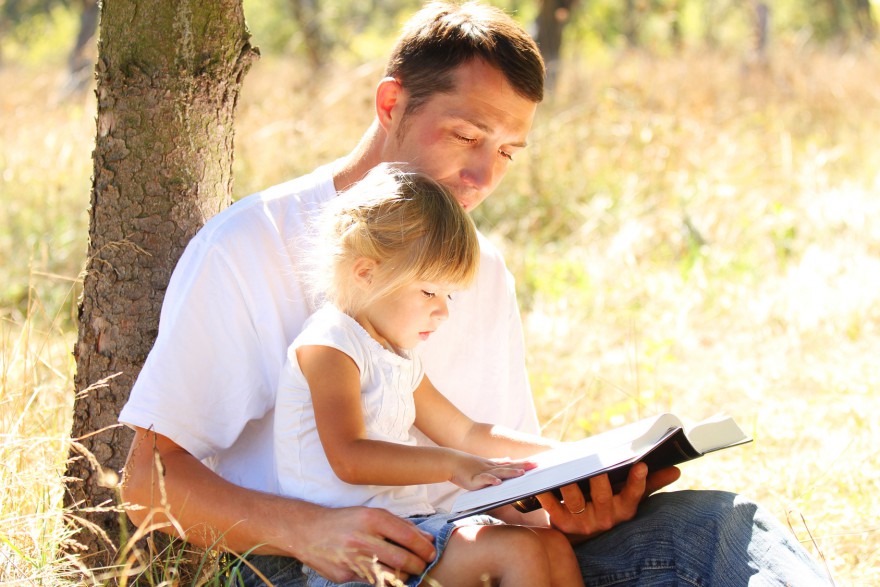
[1,45,878,584]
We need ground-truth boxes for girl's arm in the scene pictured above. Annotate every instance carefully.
[412,375,560,459]
[299,345,529,490]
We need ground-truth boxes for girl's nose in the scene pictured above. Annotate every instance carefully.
[433,299,449,321]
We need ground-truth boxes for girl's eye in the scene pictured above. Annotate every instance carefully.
[499,149,513,161]
[421,290,436,299]
[447,294,454,301]
[456,134,477,145]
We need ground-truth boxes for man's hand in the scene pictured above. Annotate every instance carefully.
[536,464,681,540]
[296,505,436,584]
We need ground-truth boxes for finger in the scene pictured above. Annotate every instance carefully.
[558,482,587,515]
[488,466,529,480]
[588,473,613,506]
[588,474,615,530]
[519,459,539,471]
[645,465,681,495]
[490,457,538,470]
[471,472,504,488]
[617,462,649,503]
[612,463,649,522]
[348,532,428,579]
[535,490,593,537]
[361,511,436,573]
[535,490,567,521]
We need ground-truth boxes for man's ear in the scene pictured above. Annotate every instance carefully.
[352,257,378,290]
[375,77,404,133]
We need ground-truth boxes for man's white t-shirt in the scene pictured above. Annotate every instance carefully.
[275,303,435,517]
[119,163,539,510]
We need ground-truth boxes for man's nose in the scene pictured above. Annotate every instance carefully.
[461,150,497,193]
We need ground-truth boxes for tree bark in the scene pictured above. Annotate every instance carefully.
[66,0,258,565]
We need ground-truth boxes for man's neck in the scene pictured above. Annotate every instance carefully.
[332,120,387,192]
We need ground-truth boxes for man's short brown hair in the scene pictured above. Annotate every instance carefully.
[385,1,545,117]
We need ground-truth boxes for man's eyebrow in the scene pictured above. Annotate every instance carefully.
[451,115,529,148]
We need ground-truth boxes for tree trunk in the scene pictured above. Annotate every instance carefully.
[823,0,845,37]
[853,0,876,40]
[753,1,770,60]
[535,0,578,89]
[289,0,329,69]
[66,0,258,565]
[624,0,639,47]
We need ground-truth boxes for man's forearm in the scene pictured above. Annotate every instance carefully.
[122,427,309,556]
[121,427,438,584]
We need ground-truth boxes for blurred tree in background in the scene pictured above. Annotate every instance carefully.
[1,0,95,69]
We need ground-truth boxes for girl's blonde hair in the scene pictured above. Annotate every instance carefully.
[308,163,480,315]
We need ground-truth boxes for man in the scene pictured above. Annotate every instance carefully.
[120,2,830,585]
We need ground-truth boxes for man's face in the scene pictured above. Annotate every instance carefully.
[383,60,538,212]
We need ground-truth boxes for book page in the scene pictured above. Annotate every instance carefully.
[685,414,750,453]
[532,413,682,469]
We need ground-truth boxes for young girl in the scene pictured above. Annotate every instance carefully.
[275,164,584,587]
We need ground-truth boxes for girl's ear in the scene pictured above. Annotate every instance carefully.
[375,77,404,134]
[352,257,378,290]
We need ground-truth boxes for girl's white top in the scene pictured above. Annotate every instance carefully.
[274,303,435,517]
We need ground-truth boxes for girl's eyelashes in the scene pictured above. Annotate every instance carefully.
[421,290,455,301]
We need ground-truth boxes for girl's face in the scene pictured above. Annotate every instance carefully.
[355,279,455,352]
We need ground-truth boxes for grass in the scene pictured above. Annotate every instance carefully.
[1,44,879,584]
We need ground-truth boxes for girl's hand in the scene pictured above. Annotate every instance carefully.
[449,454,537,491]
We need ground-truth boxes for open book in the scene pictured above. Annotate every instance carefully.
[450,413,751,519]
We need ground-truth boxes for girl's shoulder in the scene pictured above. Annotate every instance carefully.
[293,305,383,369]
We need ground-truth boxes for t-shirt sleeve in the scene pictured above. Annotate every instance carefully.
[119,239,275,460]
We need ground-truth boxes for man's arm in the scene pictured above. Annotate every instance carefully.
[122,427,437,583]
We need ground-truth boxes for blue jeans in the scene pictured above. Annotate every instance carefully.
[227,490,832,586]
